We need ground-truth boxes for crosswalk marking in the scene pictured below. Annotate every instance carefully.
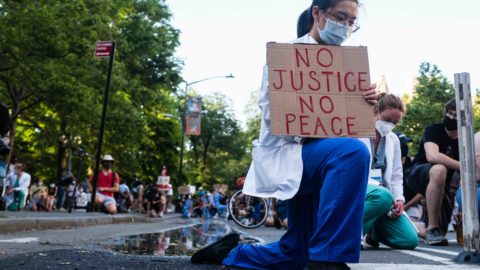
[415,246,460,256]
[0,237,38,243]
[398,249,454,265]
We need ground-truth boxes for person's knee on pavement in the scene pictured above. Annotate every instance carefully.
[392,231,418,250]
[96,196,104,205]
[105,202,117,214]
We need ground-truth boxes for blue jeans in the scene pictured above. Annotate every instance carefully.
[223,138,369,270]
[456,183,480,222]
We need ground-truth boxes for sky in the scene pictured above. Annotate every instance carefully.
[167,0,480,125]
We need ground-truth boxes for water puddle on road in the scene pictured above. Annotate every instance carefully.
[101,221,259,256]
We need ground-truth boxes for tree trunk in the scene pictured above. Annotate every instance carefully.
[6,117,17,168]
[56,121,67,183]
[202,138,210,167]
[5,102,20,168]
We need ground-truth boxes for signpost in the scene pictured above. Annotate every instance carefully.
[89,41,115,212]
[453,72,480,263]
[95,42,114,58]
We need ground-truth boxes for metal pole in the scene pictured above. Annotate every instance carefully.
[178,84,187,186]
[67,135,72,174]
[89,42,115,212]
[454,72,480,263]
[176,74,234,186]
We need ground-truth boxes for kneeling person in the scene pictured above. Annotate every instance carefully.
[88,155,119,214]
[362,94,418,249]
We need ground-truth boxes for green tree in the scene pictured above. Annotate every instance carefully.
[186,93,247,188]
[396,62,455,156]
[243,89,261,156]
[0,0,182,184]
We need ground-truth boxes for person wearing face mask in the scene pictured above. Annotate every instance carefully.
[87,154,119,214]
[405,98,459,246]
[191,1,378,270]
[29,179,47,211]
[361,93,418,250]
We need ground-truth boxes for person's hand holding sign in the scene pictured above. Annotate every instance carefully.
[363,84,378,105]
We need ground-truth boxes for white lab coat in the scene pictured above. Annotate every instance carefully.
[6,172,31,193]
[365,132,405,202]
[243,34,319,200]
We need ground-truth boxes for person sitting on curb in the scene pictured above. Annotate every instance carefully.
[28,179,47,211]
[361,93,418,250]
[182,193,194,218]
[87,154,119,214]
[144,185,165,217]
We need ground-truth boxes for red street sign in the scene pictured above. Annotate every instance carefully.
[95,41,113,58]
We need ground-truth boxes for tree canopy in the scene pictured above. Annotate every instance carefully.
[0,0,183,185]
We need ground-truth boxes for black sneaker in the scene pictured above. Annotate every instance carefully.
[191,233,240,265]
[304,261,350,270]
[425,228,448,246]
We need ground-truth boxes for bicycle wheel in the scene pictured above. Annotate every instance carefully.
[228,190,268,229]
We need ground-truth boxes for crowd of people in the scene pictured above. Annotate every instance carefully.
[0,154,234,221]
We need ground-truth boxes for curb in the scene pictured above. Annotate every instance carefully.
[0,213,181,234]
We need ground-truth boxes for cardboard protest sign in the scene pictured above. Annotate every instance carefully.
[156,176,170,185]
[213,184,228,193]
[178,185,190,194]
[178,185,196,195]
[156,176,171,191]
[267,43,375,138]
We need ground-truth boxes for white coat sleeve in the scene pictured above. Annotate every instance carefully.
[390,136,405,202]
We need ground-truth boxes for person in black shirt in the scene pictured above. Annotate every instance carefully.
[145,185,165,217]
[405,98,459,246]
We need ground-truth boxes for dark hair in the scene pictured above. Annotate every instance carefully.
[14,162,24,171]
[297,0,359,38]
[374,93,404,115]
[444,98,456,113]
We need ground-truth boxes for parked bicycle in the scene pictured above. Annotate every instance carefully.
[227,189,269,229]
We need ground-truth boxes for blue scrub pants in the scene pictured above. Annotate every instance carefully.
[223,138,370,270]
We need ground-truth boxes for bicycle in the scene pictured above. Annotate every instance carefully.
[227,189,269,229]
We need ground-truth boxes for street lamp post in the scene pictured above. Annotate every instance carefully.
[177,74,234,185]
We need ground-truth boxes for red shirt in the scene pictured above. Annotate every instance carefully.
[91,171,119,197]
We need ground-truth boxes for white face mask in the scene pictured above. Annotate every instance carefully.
[318,14,349,45]
[375,120,395,137]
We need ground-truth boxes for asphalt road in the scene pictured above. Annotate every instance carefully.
[0,216,479,270]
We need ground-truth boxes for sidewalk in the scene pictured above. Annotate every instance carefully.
[0,210,181,234]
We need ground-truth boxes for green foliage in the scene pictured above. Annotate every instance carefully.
[243,90,261,156]
[186,93,247,188]
[396,62,455,156]
[0,0,182,184]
